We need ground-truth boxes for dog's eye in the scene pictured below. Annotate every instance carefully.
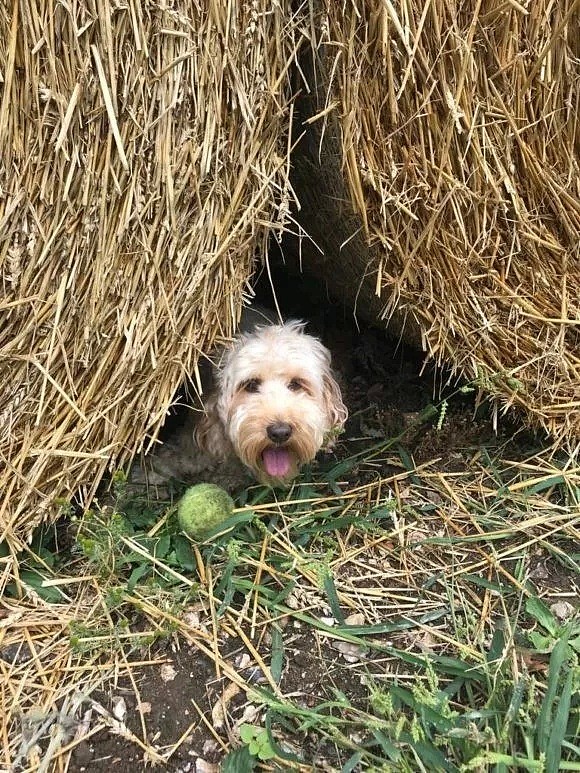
[242,378,261,394]
[287,378,304,392]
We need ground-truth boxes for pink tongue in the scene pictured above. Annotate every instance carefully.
[262,447,291,478]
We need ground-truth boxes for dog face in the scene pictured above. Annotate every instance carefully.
[196,321,347,485]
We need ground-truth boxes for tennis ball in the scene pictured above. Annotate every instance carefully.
[177,483,235,540]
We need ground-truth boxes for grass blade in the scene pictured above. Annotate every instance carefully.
[270,625,284,685]
[322,571,346,624]
[536,627,572,753]
[545,662,574,773]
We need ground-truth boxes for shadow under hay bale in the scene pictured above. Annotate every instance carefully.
[0,1,304,543]
[289,0,580,445]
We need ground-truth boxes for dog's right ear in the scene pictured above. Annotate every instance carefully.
[195,393,229,459]
[322,371,348,441]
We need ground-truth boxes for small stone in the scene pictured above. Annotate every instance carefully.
[160,663,177,682]
[550,601,575,622]
[332,640,366,663]
[112,697,126,721]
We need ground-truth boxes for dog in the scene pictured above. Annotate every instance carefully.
[131,308,347,491]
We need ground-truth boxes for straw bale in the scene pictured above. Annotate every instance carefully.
[292,0,580,443]
[0,1,302,543]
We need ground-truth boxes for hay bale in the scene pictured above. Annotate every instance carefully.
[0,1,302,543]
[292,1,580,443]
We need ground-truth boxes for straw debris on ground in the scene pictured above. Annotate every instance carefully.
[2,417,578,770]
[2,314,578,770]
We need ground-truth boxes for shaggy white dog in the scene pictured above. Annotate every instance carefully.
[197,320,347,485]
[131,311,347,491]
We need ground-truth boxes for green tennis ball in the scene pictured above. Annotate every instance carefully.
[177,483,235,540]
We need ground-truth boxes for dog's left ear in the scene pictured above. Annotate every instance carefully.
[322,371,348,449]
[195,392,230,459]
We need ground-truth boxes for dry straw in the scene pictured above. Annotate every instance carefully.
[293,0,579,444]
[2,456,578,769]
[2,2,579,768]
[0,1,303,543]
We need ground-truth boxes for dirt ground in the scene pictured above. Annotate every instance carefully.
[66,271,571,772]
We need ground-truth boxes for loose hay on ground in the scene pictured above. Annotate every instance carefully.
[2,440,578,770]
[2,2,580,768]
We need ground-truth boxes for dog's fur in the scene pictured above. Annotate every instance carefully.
[131,310,347,491]
[196,319,347,485]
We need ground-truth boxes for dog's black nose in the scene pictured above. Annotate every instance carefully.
[266,421,292,444]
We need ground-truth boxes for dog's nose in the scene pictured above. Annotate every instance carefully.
[266,421,292,444]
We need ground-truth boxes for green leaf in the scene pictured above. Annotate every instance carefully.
[390,685,454,734]
[127,561,151,592]
[197,510,256,541]
[322,570,345,624]
[326,456,360,479]
[270,625,284,685]
[253,729,275,760]
[153,533,171,559]
[528,631,554,653]
[341,752,363,772]
[526,596,557,636]
[411,739,457,771]
[537,627,572,752]
[271,581,295,606]
[367,505,397,521]
[487,626,506,663]
[257,746,275,761]
[239,724,257,743]
[215,562,238,616]
[172,535,196,571]
[518,474,565,495]
[371,729,401,761]
[396,444,420,484]
[17,570,65,602]
[37,546,56,569]
[561,739,580,758]
[333,607,450,638]
[569,635,580,654]
[465,574,510,594]
[220,745,256,773]
[503,675,528,738]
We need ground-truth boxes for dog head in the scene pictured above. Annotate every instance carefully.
[196,321,347,485]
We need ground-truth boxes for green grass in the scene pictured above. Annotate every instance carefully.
[4,411,580,771]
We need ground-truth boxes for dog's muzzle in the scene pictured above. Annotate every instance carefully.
[262,422,294,478]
